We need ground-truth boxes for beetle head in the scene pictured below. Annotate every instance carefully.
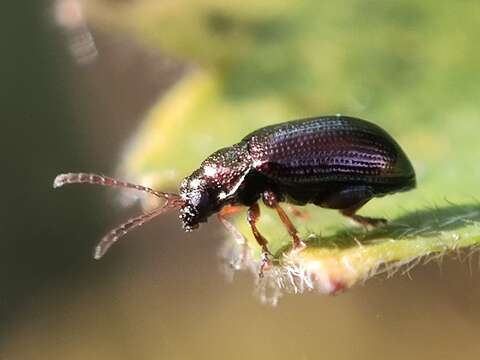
[178,170,216,231]
[179,145,252,231]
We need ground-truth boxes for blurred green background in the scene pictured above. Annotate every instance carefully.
[2,0,480,359]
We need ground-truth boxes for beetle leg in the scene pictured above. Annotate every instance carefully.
[218,205,245,245]
[287,205,310,220]
[262,191,305,251]
[219,204,243,217]
[340,203,387,228]
[247,203,272,277]
[218,205,251,271]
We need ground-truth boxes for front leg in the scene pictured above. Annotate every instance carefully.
[262,190,306,250]
[247,203,272,277]
[218,205,250,271]
[218,205,245,245]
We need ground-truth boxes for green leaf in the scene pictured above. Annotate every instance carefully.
[90,0,480,300]
[115,71,480,301]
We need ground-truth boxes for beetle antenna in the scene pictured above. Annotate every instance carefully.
[53,172,181,203]
[93,205,172,259]
[54,172,184,258]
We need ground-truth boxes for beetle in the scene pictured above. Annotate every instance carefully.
[54,115,416,274]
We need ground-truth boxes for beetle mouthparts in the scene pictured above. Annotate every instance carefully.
[182,224,199,232]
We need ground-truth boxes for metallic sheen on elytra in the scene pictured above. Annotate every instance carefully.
[55,115,416,275]
[179,115,416,229]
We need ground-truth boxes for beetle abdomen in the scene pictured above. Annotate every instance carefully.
[244,116,415,189]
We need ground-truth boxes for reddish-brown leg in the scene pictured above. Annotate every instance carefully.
[340,203,387,228]
[287,205,310,220]
[247,203,272,276]
[218,205,249,270]
[219,205,243,217]
[262,191,305,250]
[217,205,245,244]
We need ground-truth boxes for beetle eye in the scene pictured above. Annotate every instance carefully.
[199,192,210,210]
[189,190,209,209]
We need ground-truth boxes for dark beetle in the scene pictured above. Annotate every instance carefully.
[54,115,415,272]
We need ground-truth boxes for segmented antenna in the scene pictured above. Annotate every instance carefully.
[93,205,171,259]
[53,172,184,258]
[53,172,179,202]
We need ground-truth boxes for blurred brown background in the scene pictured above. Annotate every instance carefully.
[1,1,480,359]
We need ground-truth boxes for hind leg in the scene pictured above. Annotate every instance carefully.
[322,186,387,228]
[340,203,387,227]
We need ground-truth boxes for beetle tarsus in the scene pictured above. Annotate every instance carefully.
[292,239,307,252]
[353,215,387,227]
[259,251,272,278]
